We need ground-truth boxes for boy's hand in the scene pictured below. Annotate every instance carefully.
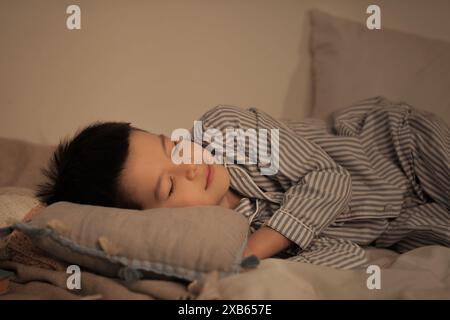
[243,226,293,259]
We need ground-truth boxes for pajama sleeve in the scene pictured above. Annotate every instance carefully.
[198,105,353,251]
[288,236,368,270]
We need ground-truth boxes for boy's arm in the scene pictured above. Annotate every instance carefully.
[243,226,292,259]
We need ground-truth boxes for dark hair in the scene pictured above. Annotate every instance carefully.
[36,121,143,210]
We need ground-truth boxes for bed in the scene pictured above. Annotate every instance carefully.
[0,129,449,300]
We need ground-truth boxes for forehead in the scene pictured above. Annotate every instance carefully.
[125,130,165,176]
[120,131,165,202]
[128,130,160,158]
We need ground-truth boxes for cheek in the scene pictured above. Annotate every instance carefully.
[173,193,216,207]
[206,166,230,204]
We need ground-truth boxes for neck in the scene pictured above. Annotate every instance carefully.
[220,188,243,210]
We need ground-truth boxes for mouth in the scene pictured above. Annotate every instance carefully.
[205,165,214,190]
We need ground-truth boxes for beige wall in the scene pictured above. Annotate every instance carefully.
[1,0,450,145]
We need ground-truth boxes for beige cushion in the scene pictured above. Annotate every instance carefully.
[310,10,450,125]
[2,201,250,282]
[0,187,41,227]
[0,137,55,189]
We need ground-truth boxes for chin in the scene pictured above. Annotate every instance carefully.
[215,165,230,185]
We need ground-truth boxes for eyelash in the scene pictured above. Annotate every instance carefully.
[167,140,180,198]
[168,176,175,197]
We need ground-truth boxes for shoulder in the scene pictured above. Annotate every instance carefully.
[200,105,250,120]
[199,105,259,129]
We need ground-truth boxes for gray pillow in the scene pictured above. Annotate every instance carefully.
[310,10,450,125]
[0,201,255,282]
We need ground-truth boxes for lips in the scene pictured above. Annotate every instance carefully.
[205,165,213,190]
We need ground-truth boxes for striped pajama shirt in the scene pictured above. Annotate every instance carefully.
[194,96,450,270]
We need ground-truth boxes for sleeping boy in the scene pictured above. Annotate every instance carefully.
[36,96,450,269]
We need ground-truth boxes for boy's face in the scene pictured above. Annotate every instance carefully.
[120,130,231,209]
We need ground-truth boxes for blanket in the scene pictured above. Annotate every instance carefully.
[1,245,448,300]
[194,246,450,299]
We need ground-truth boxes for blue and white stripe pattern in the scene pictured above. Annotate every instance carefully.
[196,96,449,269]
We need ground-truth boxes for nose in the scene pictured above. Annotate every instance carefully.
[184,164,198,181]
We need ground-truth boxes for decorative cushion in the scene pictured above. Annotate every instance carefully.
[0,187,42,228]
[0,201,253,282]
